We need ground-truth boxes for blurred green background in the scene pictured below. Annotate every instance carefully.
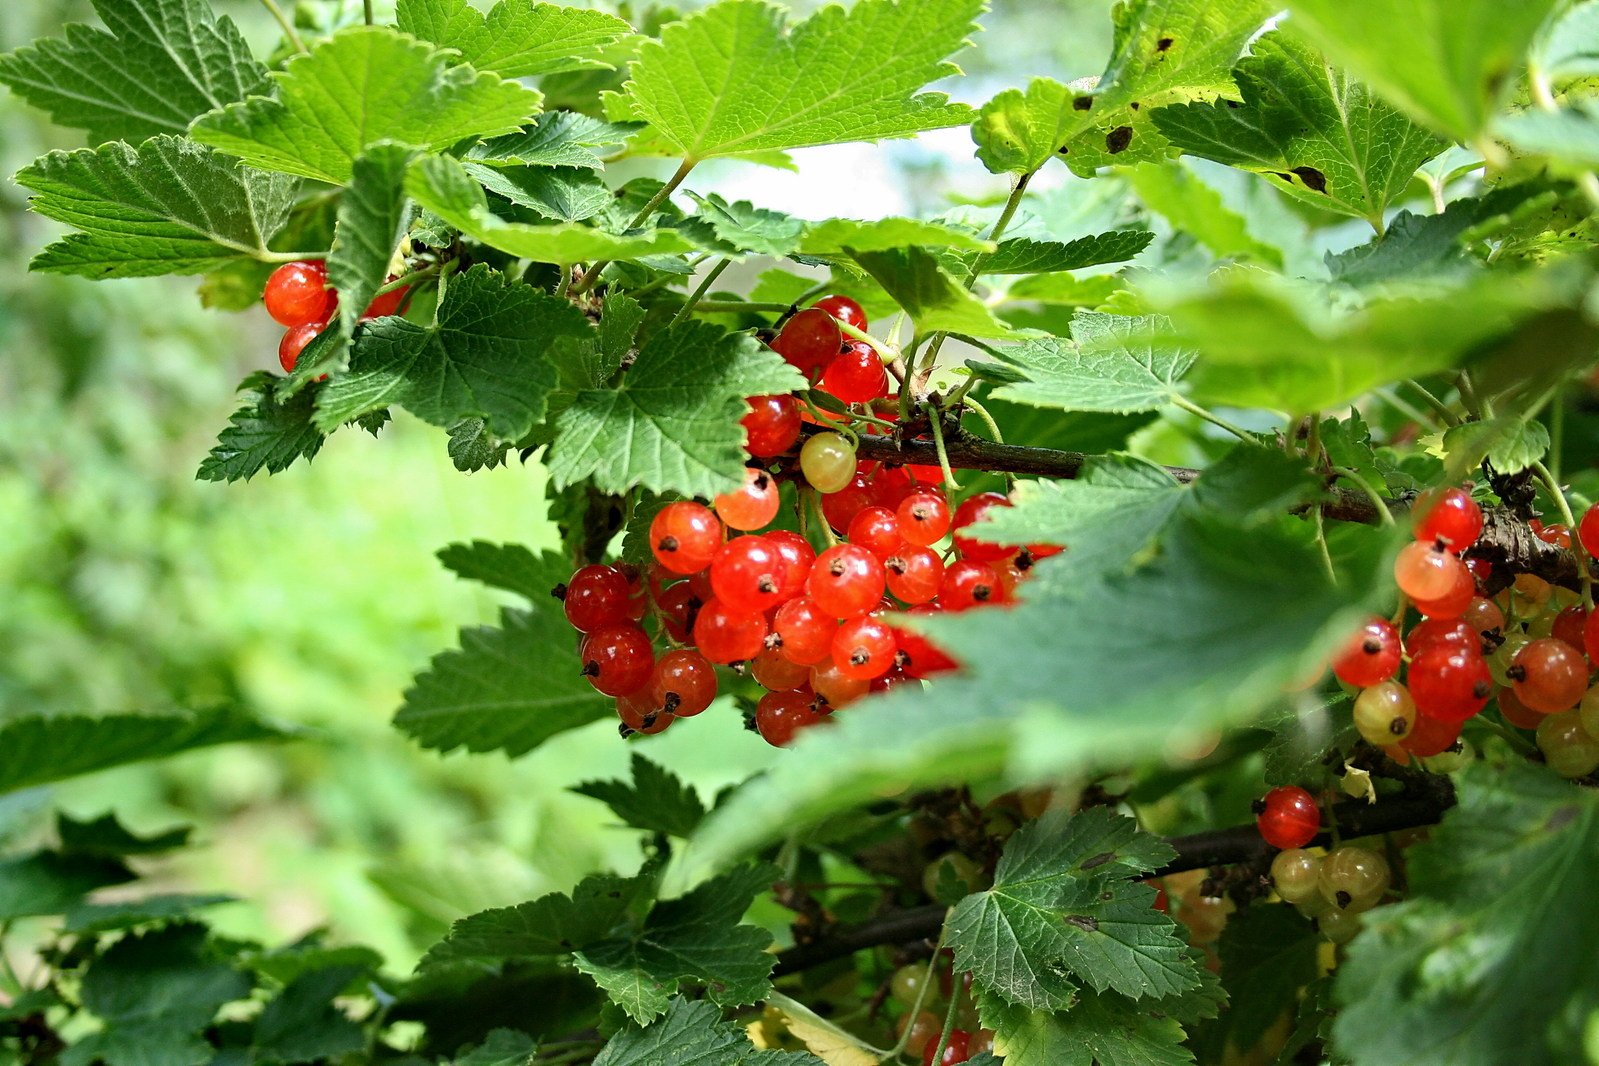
[0,0,1115,970]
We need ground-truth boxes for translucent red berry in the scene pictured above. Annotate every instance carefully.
[1331,616,1401,687]
[616,692,673,735]
[774,596,838,666]
[648,648,717,717]
[847,506,905,559]
[810,660,869,708]
[770,307,842,379]
[1412,487,1482,551]
[893,608,959,678]
[832,614,898,681]
[1407,643,1493,723]
[939,560,1006,611]
[693,599,768,663]
[811,294,867,333]
[1400,710,1461,756]
[752,646,811,692]
[651,502,724,574]
[1405,617,1477,656]
[898,491,951,546]
[867,464,917,510]
[951,492,1015,563]
[742,394,803,457]
[821,341,889,404]
[756,689,826,746]
[1553,605,1589,652]
[809,544,887,618]
[1410,561,1475,619]
[1580,503,1599,558]
[885,547,944,605]
[263,260,335,327]
[580,624,655,697]
[362,277,410,319]
[821,471,875,532]
[1255,786,1320,849]
[1393,540,1467,601]
[655,581,702,643]
[765,530,816,601]
[562,564,632,633]
[1510,637,1589,713]
[923,1031,972,1066]
[1462,596,1505,635]
[710,536,790,614]
[278,322,325,373]
[714,467,782,531]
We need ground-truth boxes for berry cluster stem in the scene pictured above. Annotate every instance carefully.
[572,158,697,294]
[259,0,308,54]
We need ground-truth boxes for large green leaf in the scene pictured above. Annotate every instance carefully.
[1282,0,1560,141]
[0,0,268,145]
[396,0,634,78]
[191,27,541,185]
[315,264,593,439]
[957,232,1154,275]
[972,1,1274,177]
[547,321,804,498]
[592,998,825,1066]
[0,853,134,921]
[17,137,298,278]
[948,807,1194,1008]
[1151,33,1445,227]
[850,247,1025,338]
[468,112,640,171]
[1532,1,1599,80]
[1123,162,1285,266]
[0,707,293,795]
[1497,102,1599,170]
[572,754,708,839]
[436,541,556,603]
[982,311,1195,413]
[196,372,325,483]
[1334,762,1599,1066]
[408,154,697,263]
[326,145,416,350]
[393,600,614,759]
[979,990,1194,1066]
[617,0,979,161]
[799,217,993,255]
[422,871,648,966]
[673,510,1385,887]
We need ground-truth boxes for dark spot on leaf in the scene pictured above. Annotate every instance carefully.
[1129,101,1140,111]
[1226,100,1241,109]
[1291,166,1328,194]
[1073,96,1093,111]
[1156,37,1173,51]
[560,939,574,949]
[1105,126,1134,155]
[1546,805,1580,832]
[1066,915,1099,932]
[1272,171,1294,183]
[1079,851,1117,870]
[1057,146,1069,154]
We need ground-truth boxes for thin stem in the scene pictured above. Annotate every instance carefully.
[373,263,439,298]
[573,158,697,294]
[1402,380,1461,427]
[1455,370,1487,420]
[671,259,731,327]
[363,0,374,24]
[962,396,1004,445]
[554,266,573,299]
[799,395,861,447]
[836,319,898,364]
[1331,466,1395,526]
[1375,387,1442,431]
[886,926,947,1058]
[260,250,324,263]
[927,971,964,1066]
[1551,392,1566,485]
[259,0,308,53]
[1314,507,1337,582]
[1171,395,1256,442]
[1532,459,1592,607]
[927,406,960,491]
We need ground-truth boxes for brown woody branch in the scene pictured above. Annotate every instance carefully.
[772,777,1456,977]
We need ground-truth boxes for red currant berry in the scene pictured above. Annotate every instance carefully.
[1580,503,1599,558]
[809,544,887,618]
[1412,487,1482,551]
[867,464,917,510]
[742,394,803,457]
[810,660,869,708]
[847,506,905,559]
[1330,616,1402,687]
[1497,685,1545,729]
[651,502,724,574]
[752,646,811,691]
[263,260,334,327]
[821,471,875,532]
[1405,617,1477,656]
[893,607,959,677]
[885,547,944,605]
[771,307,842,379]
[362,276,410,319]
[897,491,951,546]
[756,689,826,746]
[562,564,632,633]
[656,581,703,644]
[871,668,916,694]
[773,596,838,666]
[693,599,768,664]
[1465,556,1493,583]
[821,341,889,404]
[1408,643,1493,723]
[616,692,673,734]
[1585,607,1599,665]
[1462,595,1506,635]
[580,624,655,697]
[765,530,816,601]
[1400,710,1461,756]
[710,536,790,614]
[951,492,1015,563]
[1509,637,1589,713]
[923,1030,972,1066]
[648,648,717,717]
[811,294,867,332]
[832,614,898,681]
[1411,561,1475,619]
[1255,786,1320,850]
[1393,540,1467,601]
[939,560,1006,611]
[1534,521,1572,549]
[714,467,782,531]
[278,322,325,373]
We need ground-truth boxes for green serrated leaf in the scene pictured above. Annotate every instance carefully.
[422,872,649,968]
[1325,186,1546,286]
[572,754,708,838]
[949,807,1191,1008]
[1497,102,1599,170]
[547,321,804,498]
[1441,417,1550,476]
[1124,161,1285,267]
[397,0,634,78]
[468,112,641,171]
[1334,762,1599,1066]
[58,812,188,857]
[192,27,541,186]
[328,144,417,351]
[1151,33,1445,227]
[409,154,697,263]
[196,373,324,482]
[799,217,994,255]
[957,232,1154,275]
[467,163,612,223]
[1204,904,1321,1053]
[447,418,511,472]
[251,966,367,1064]
[979,988,1194,1066]
[593,998,826,1066]
[63,895,235,936]
[619,0,979,161]
[454,1028,538,1066]
[394,601,614,758]
[0,852,134,920]
[437,542,554,602]
[850,247,1024,338]
[0,0,268,144]
[1283,0,1560,142]
[984,311,1194,412]
[677,193,805,258]
[0,707,293,795]
[315,264,593,438]
[17,137,298,279]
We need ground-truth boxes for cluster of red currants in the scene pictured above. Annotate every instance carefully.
[557,294,1060,747]
[1323,486,1599,777]
[260,260,408,373]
